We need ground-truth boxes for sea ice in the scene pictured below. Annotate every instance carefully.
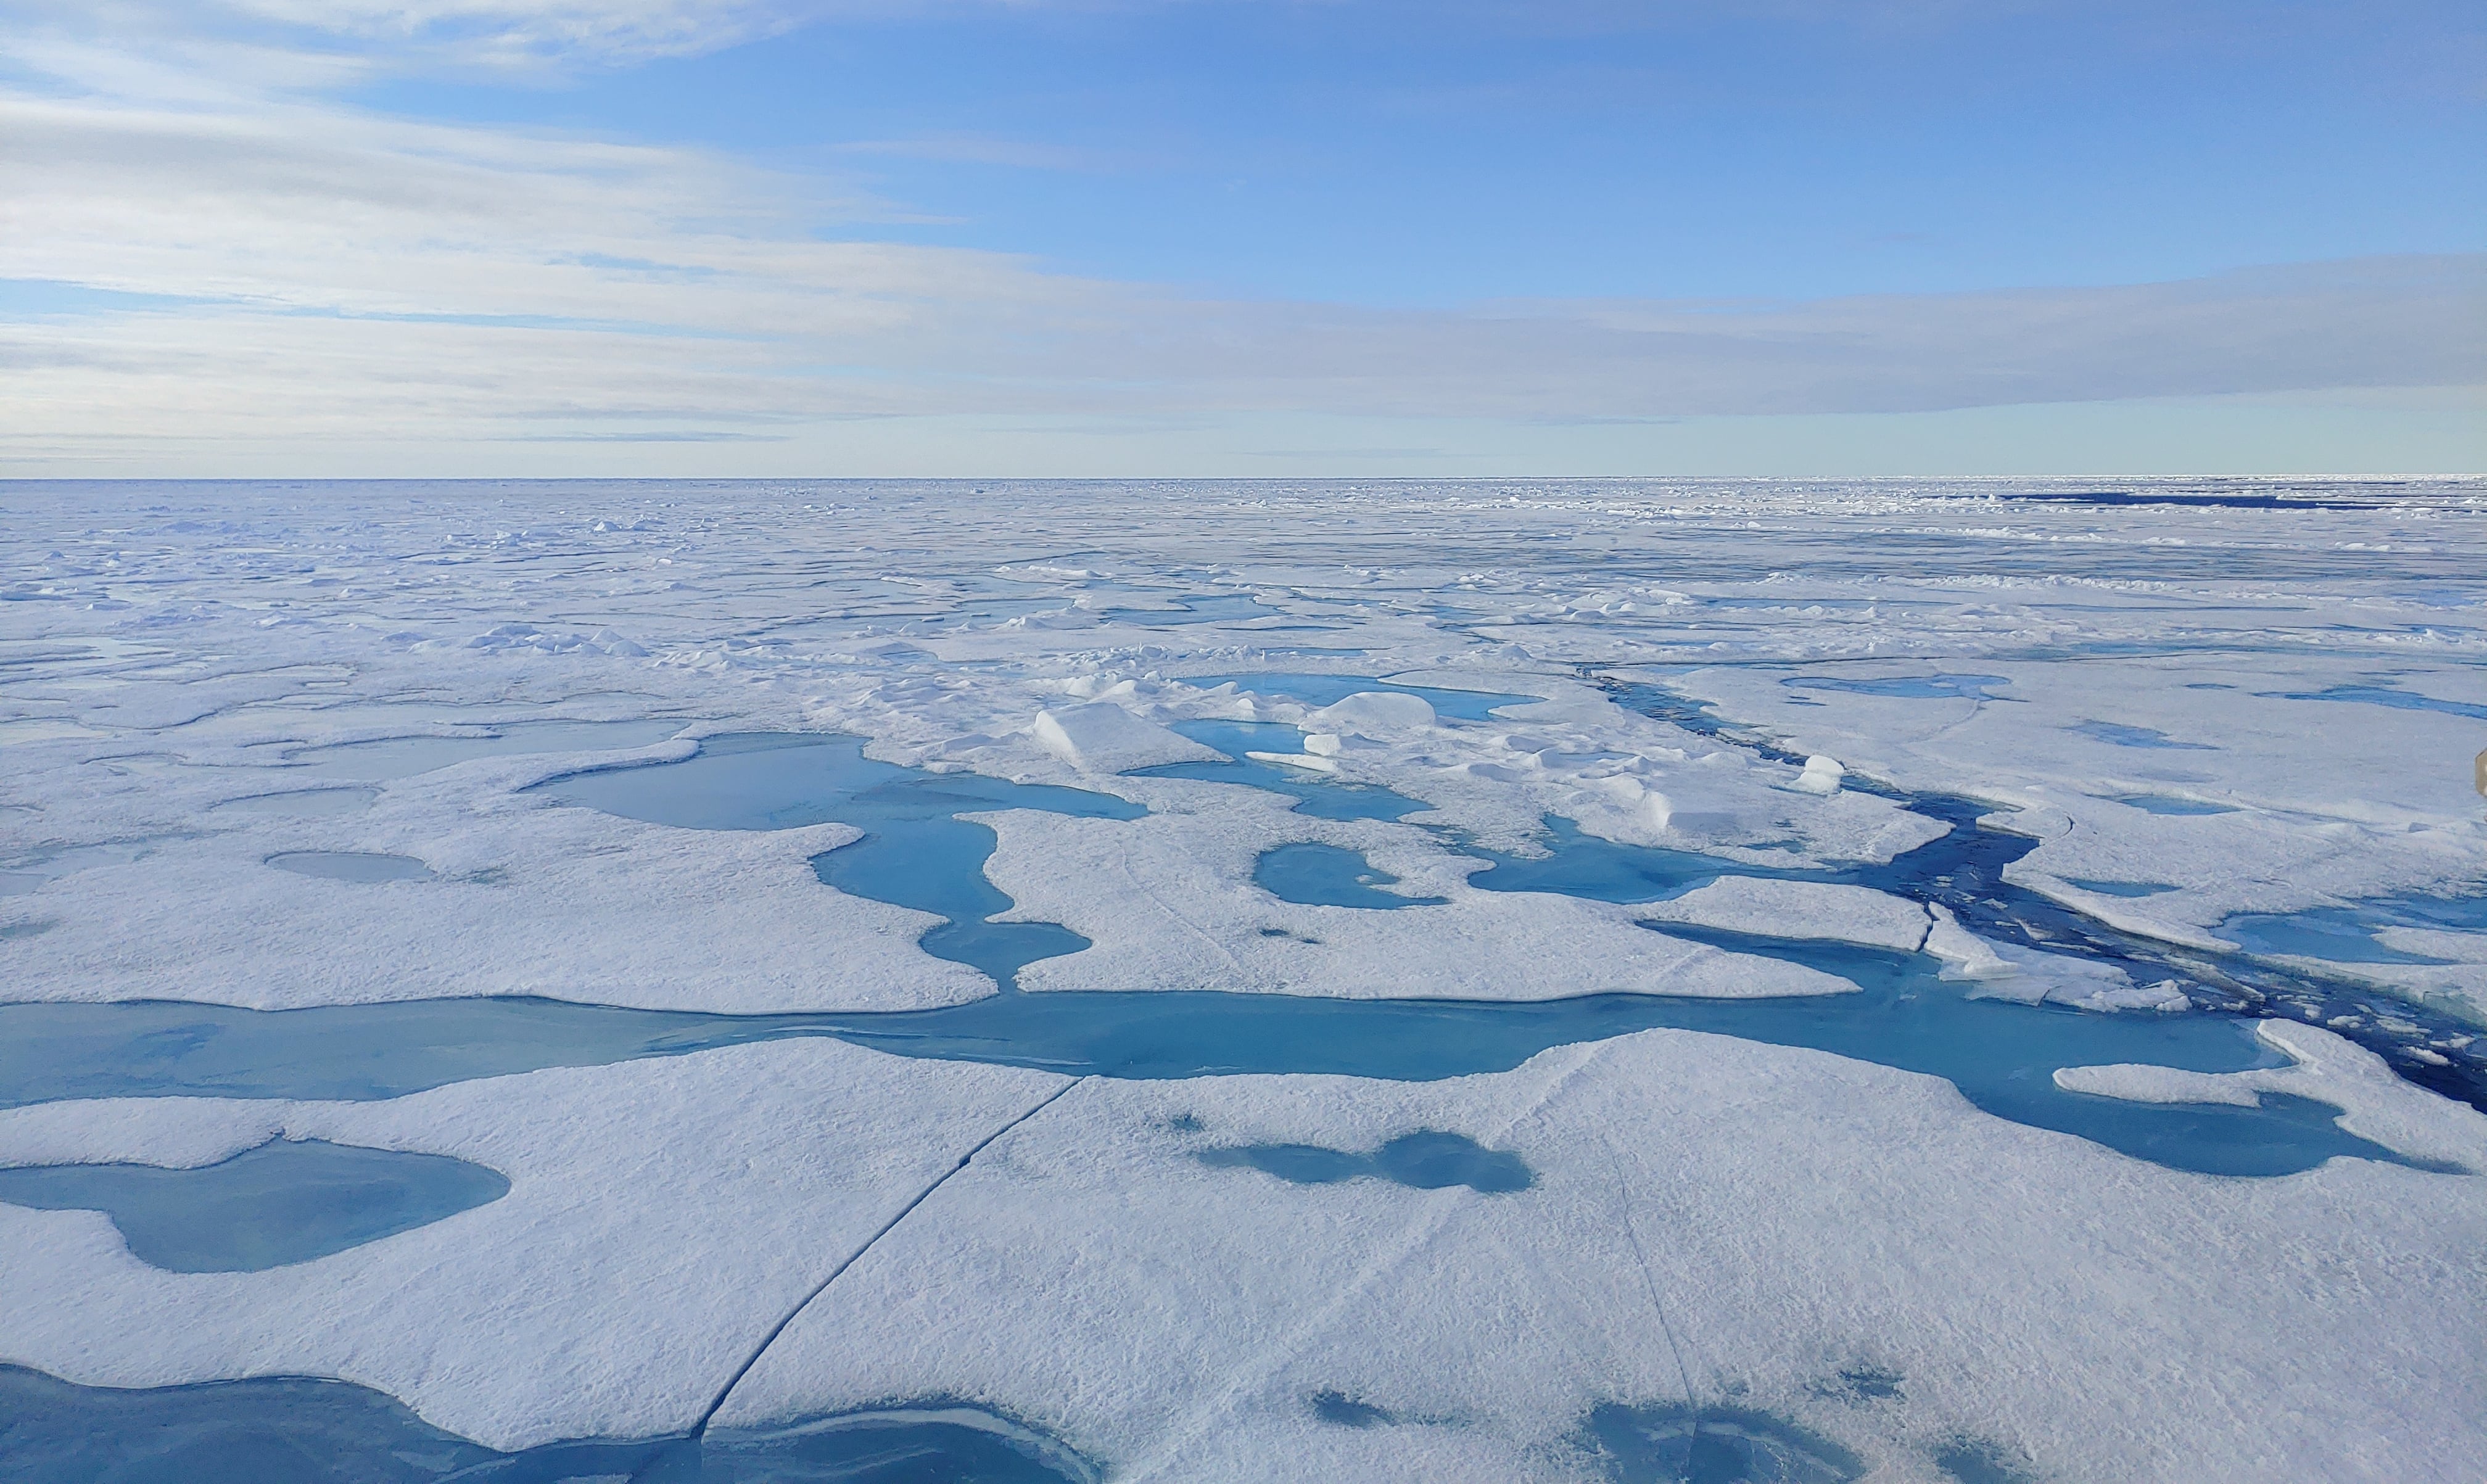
[983,797,1859,1001]
[3,477,2483,1482]
[716,1029,2487,1482]
[0,1039,1070,1449]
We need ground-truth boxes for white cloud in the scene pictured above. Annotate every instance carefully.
[222,0,804,67]
[1,0,813,74]
[2,1,2478,471]
[1138,257,2487,419]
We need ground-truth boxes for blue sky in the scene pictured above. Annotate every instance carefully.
[1,0,2480,475]
[365,1,2478,302]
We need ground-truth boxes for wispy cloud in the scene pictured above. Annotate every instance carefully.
[1156,257,2487,419]
[6,0,818,76]
[2,0,2478,469]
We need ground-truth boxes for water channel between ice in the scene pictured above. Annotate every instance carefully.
[6,705,2469,1178]
[1587,675,2487,1106]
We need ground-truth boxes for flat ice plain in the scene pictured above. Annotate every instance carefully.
[1,477,2483,1482]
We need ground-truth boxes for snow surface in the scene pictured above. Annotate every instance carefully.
[0,1039,1070,1448]
[717,1028,2487,1482]
[2,745,991,1012]
[983,795,1863,1000]
[3,477,2484,1480]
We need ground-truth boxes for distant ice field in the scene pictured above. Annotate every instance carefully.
[1,477,2483,1482]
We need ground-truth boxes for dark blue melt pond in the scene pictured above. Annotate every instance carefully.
[1185,673,1538,721]
[0,1365,1099,1484]
[0,1139,506,1272]
[530,733,1143,991]
[1254,843,1446,909]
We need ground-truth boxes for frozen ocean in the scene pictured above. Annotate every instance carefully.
[1,477,2483,1483]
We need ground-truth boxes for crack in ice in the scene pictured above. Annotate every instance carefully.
[681,1076,1091,1444]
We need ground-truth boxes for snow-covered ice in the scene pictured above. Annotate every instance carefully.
[2,477,2483,1481]
[0,1039,1070,1448]
[717,1029,2486,1482]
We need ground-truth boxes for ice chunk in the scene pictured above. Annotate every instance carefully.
[1923,904,2015,979]
[1638,877,1931,952]
[1029,703,1217,773]
[1965,942,2188,1012]
[1789,755,1846,794]
[1308,691,1437,735]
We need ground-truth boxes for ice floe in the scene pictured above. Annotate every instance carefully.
[4,477,2483,1480]
[716,1029,2487,1482]
[0,1039,1069,1449]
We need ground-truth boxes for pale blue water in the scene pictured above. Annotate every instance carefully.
[285,719,691,780]
[533,732,1144,990]
[0,1139,506,1272]
[0,1366,1096,1483]
[265,851,431,883]
[1186,673,1537,720]
[1200,1130,1532,1193]
[2357,892,2487,933]
[2221,912,2454,966]
[0,966,2407,1178]
[1132,720,1432,822]
[2070,721,2214,750]
[1254,843,1446,909]
[2219,892,2485,968]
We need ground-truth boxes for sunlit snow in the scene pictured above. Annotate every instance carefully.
[2,478,2483,1482]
